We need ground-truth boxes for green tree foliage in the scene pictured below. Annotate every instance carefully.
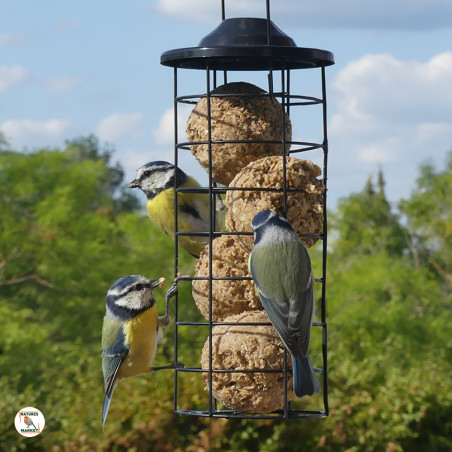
[400,152,452,283]
[332,169,408,259]
[1,142,451,451]
[64,135,141,213]
[0,139,193,450]
[0,131,9,151]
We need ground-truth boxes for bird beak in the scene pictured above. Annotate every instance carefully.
[129,179,139,188]
[150,277,165,289]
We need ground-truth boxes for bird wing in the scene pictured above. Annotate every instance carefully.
[101,318,129,428]
[250,241,314,359]
[258,290,296,350]
[285,240,314,357]
[288,274,314,357]
[102,319,129,392]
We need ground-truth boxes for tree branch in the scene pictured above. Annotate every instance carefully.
[0,274,55,288]
[430,259,452,285]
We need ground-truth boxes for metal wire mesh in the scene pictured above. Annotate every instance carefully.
[169,67,329,420]
[161,0,333,420]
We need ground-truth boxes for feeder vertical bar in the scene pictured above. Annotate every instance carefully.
[220,0,227,86]
[286,67,292,416]
[211,70,219,244]
[321,65,330,416]
[286,69,291,117]
[206,65,214,417]
[173,66,180,413]
[281,67,288,218]
[281,65,289,418]
[265,0,271,45]
[267,72,274,96]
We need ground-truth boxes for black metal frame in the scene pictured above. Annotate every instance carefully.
[161,0,333,420]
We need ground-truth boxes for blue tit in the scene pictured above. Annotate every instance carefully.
[249,209,321,399]
[101,275,172,429]
[129,161,224,258]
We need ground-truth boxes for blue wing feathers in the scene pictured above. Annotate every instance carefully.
[101,324,128,428]
[102,356,123,429]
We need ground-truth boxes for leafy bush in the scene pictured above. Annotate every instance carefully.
[1,141,451,451]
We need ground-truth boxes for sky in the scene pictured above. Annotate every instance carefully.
[1,0,451,209]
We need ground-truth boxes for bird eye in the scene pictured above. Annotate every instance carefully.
[133,284,146,291]
[143,170,151,177]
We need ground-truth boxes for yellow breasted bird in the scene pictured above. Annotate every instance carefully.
[129,161,224,258]
[101,275,178,429]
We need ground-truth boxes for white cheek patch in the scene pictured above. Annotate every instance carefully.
[140,168,173,193]
[155,170,173,188]
[115,288,152,310]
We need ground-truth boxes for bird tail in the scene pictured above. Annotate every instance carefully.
[102,393,113,431]
[292,355,321,398]
[102,381,118,431]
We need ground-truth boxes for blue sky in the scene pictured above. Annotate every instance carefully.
[1,0,451,208]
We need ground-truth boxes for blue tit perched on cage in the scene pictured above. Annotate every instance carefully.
[129,161,224,258]
[249,209,321,399]
[101,275,175,429]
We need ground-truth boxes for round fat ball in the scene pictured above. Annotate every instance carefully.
[193,235,261,322]
[186,82,292,185]
[225,156,324,250]
[201,311,294,413]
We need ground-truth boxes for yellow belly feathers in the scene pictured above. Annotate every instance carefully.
[146,180,211,257]
[117,307,159,380]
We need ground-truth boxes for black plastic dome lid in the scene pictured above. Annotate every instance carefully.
[160,17,334,71]
[198,17,296,47]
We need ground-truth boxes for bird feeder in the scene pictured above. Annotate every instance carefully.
[160,0,334,419]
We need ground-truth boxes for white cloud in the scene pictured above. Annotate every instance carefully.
[329,51,452,203]
[96,113,145,142]
[153,0,452,30]
[0,65,28,91]
[0,32,24,46]
[359,142,398,164]
[333,52,452,123]
[416,122,452,144]
[0,119,73,148]
[331,52,452,138]
[46,76,84,94]
[152,105,192,146]
[153,0,218,24]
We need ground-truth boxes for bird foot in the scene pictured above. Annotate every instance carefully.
[158,315,171,327]
[164,282,179,318]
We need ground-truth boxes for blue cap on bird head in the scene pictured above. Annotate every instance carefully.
[252,209,292,230]
[142,161,187,185]
[251,209,277,230]
[251,210,296,244]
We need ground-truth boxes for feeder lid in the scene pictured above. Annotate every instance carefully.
[160,18,334,71]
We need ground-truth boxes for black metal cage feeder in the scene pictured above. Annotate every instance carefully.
[161,1,334,419]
